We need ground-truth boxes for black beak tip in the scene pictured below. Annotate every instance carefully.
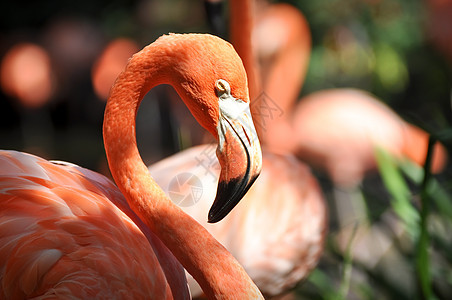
[208,204,234,223]
[207,178,240,223]
[207,210,223,224]
[207,173,260,223]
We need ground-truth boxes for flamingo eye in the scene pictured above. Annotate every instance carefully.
[215,79,231,97]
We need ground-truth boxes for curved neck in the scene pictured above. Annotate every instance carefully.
[103,38,262,298]
[230,0,260,102]
[262,5,311,117]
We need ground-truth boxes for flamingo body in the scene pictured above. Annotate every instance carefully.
[150,145,327,297]
[0,150,185,299]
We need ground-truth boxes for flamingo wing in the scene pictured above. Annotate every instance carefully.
[0,150,187,299]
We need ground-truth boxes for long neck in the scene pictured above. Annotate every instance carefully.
[230,0,260,102]
[103,41,262,298]
[262,4,311,117]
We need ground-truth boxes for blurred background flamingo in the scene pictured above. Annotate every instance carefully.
[0,0,451,298]
[150,146,327,298]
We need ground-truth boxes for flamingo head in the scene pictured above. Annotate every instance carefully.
[167,34,262,223]
[208,78,262,223]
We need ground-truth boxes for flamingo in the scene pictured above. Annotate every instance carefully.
[0,33,264,299]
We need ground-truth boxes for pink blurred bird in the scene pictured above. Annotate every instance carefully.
[265,88,448,187]
[150,145,327,298]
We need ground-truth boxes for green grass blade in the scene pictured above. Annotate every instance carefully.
[416,137,436,300]
[375,147,419,238]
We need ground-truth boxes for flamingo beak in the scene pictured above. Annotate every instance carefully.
[208,80,262,223]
